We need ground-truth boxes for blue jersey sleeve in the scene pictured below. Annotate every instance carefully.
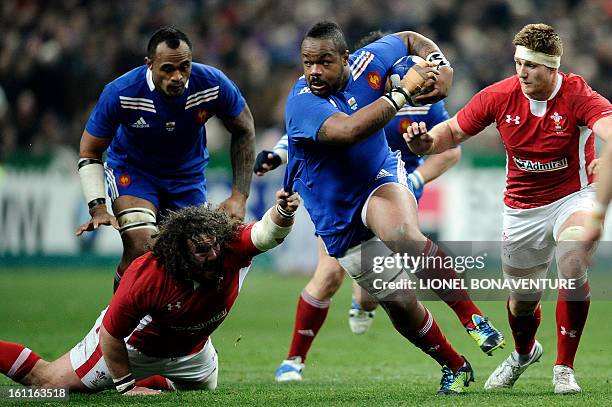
[361,34,408,75]
[85,84,121,138]
[285,92,338,142]
[214,69,246,118]
[425,101,450,128]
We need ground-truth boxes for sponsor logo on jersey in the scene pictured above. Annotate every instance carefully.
[195,109,209,124]
[375,168,393,180]
[348,96,358,111]
[118,174,131,187]
[130,117,149,128]
[513,156,568,172]
[167,301,182,311]
[366,71,382,90]
[165,121,176,132]
[550,112,564,131]
[505,115,520,124]
[170,309,228,331]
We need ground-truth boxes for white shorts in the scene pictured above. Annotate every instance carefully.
[69,308,218,391]
[502,185,595,269]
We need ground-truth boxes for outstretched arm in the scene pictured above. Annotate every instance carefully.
[404,116,472,155]
[584,116,612,242]
[220,105,256,220]
[413,146,462,187]
[250,189,300,251]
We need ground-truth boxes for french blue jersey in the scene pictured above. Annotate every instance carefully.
[284,35,407,255]
[385,56,450,173]
[85,63,246,178]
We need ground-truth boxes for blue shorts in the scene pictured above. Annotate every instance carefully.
[320,151,416,258]
[104,162,207,216]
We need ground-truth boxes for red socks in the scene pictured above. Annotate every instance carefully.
[0,341,41,382]
[417,240,483,328]
[555,282,590,368]
[508,301,541,355]
[410,308,465,373]
[287,290,330,361]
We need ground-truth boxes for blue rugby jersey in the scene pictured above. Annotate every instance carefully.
[86,63,246,177]
[284,34,407,251]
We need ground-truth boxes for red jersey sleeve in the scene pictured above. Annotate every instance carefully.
[233,222,262,259]
[102,256,156,339]
[456,89,497,136]
[570,76,612,129]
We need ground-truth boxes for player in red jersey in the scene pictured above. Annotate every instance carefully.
[0,190,300,396]
[406,23,612,394]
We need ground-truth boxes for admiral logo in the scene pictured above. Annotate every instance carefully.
[366,71,382,90]
[513,156,568,172]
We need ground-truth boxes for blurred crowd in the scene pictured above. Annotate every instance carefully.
[0,0,610,165]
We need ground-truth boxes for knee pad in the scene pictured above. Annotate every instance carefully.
[556,226,588,286]
[117,207,157,235]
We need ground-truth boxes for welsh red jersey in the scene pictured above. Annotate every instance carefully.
[102,223,261,357]
[457,73,612,209]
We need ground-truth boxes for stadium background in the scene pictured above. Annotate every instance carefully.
[1,1,611,404]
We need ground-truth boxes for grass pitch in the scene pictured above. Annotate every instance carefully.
[1,267,611,406]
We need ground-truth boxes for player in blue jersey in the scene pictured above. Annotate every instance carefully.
[269,21,492,394]
[258,54,503,386]
[75,27,255,289]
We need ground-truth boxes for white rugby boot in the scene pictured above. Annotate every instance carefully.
[348,296,375,334]
[274,357,304,382]
[552,365,581,394]
[484,340,543,389]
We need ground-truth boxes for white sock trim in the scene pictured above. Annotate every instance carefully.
[7,348,32,378]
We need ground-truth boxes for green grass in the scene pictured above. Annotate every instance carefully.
[1,268,611,406]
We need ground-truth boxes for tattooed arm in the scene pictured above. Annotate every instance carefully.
[394,31,454,104]
[316,98,401,145]
[219,104,256,219]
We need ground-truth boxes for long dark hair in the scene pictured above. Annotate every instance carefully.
[150,205,241,280]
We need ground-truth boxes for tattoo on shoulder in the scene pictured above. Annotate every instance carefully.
[400,32,438,59]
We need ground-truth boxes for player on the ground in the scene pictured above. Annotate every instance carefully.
[406,23,612,394]
[257,50,503,383]
[0,190,299,395]
[75,26,255,290]
[280,20,480,395]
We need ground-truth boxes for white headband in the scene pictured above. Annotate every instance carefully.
[514,45,560,68]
